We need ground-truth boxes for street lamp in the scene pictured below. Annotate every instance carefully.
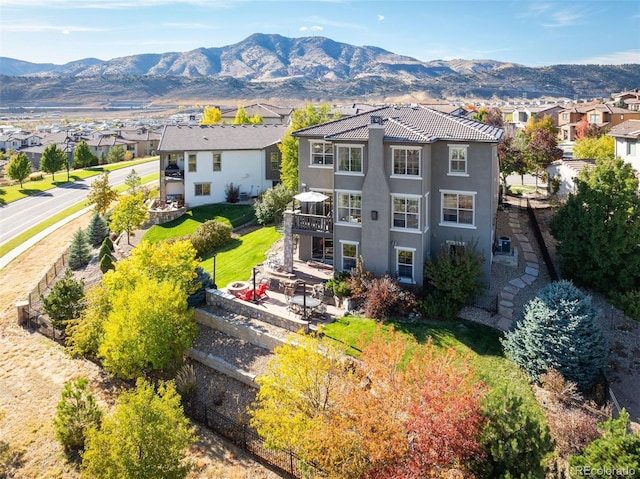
[212,253,217,290]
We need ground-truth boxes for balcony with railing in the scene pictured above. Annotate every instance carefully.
[162,166,184,181]
[292,213,333,236]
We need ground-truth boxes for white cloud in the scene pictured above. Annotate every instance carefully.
[62,30,70,35]
[299,25,324,32]
[542,10,584,28]
[571,50,640,65]
[1,23,105,33]
[377,14,384,21]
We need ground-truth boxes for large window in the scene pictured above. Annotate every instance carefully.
[448,145,468,175]
[311,141,333,166]
[627,141,637,156]
[392,147,420,176]
[341,241,358,271]
[589,113,599,123]
[337,192,362,224]
[194,183,211,196]
[213,153,221,171]
[188,154,197,172]
[392,195,420,230]
[337,145,363,173]
[396,248,415,283]
[440,190,475,227]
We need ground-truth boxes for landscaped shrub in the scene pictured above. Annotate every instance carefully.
[324,271,352,298]
[41,268,85,332]
[101,235,114,252]
[611,289,640,321]
[187,267,213,307]
[253,184,293,225]
[502,280,607,390]
[225,182,240,203]
[29,172,44,181]
[418,291,460,320]
[424,239,485,307]
[98,241,113,262]
[68,229,92,270]
[86,213,110,247]
[99,254,115,274]
[53,377,103,451]
[174,363,197,399]
[190,220,231,256]
[362,275,416,320]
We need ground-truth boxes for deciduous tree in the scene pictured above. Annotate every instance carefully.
[109,192,148,244]
[573,135,614,161]
[550,157,640,292]
[232,106,262,124]
[40,143,67,181]
[201,106,221,125]
[6,152,31,187]
[253,183,294,225]
[498,132,529,186]
[81,379,196,479]
[73,140,95,168]
[86,171,118,216]
[124,168,141,193]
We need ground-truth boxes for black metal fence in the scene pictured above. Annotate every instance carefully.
[27,246,71,305]
[182,398,322,478]
[525,199,559,281]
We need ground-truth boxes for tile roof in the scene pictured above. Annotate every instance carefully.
[293,106,503,143]
[158,124,287,151]
[608,119,640,138]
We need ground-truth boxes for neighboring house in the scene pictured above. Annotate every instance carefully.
[85,134,137,160]
[21,132,78,170]
[157,124,287,206]
[116,127,162,156]
[557,104,640,141]
[0,134,21,152]
[608,119,640,174]
[611,88,640,111]
[547,159,596,198]
[220,104,293,125]
[509,105,563,129]
[290,106,504,287]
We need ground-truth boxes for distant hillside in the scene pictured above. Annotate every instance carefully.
[0,33,638,105]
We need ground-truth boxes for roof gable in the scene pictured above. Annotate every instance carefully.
[158,124,287,151]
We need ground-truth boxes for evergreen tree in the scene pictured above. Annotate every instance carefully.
[40,143,67,181]
[68,228,92,270]
[502,280,607,390]
[106,145,125,163]
[550,157,640,293]
[569,409,640,477]
[86,213,110,247]
[53,377,103,450]
[41,269,85,332]
[6,152,32,187]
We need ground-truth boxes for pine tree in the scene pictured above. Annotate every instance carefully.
[53,377,102,450]
[41,269,85,332]
[68,228,92,270]
[502,280,607,390]
[86,213,110,247]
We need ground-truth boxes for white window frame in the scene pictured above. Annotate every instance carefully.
[439,190,477,229]
[627,141,637,156]
[336,144,363,174]
[589,113,599,123]
[340,240,359,272]
[310,140,334,167]
[395,247,416,284]
[270,151,279,171]
[391,194,421,232]
[391,146,421,178]
[188,153,197,172]
[448,144,468,176]
[336,190,362,226]
[194,183,211,196]
[213,153,221,172]
[424,192,430,232]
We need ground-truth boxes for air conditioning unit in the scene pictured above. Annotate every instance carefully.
[497,236,511,254]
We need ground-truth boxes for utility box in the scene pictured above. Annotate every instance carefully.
[498,236,511,254]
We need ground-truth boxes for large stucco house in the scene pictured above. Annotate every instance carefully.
[157,124,287,206]
[288,106,504,287]
[608,119,640,176]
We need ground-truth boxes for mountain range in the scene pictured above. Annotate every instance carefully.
[1,33,638,105]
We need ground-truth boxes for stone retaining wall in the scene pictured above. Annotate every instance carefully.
[193,308,285,352]
[205,288,310,334]
[186,348,258,389]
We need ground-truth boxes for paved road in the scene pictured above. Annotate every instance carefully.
[0,160,158,246]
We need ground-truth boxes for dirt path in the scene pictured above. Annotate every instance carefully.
[0,213,282,478]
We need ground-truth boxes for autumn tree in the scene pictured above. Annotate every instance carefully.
[6,152,31,187]
[526,127,563,189]
[53,377,103,450]
[232,106,263,124]
[279,103,340,190]
[86,171,118,216]
[524,114,557,140]
[550,157,640,292]
[66,284,110,357]
[73,140,95,168]
[81,379,196,479]
[109,192,148,244]
[201,106,221,125]
[124,168,141,193]
[253,183,294,225]
[40,143,67,181]
[498,132,529,187]
[575,116,601,140]
[472,107,503,127]
[573,135,614,161]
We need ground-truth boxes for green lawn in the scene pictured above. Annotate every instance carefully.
[0,157,157,204]
[322,316,539,412]
[143,204,256,242]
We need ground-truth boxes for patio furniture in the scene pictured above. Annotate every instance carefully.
[288,295,322,318]
[255,282,269,301]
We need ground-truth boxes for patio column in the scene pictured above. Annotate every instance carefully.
[283,210,294,273]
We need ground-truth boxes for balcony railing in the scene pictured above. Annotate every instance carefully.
[292,213,332,234]
[163,168,184,180]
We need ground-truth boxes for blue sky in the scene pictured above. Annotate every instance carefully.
[1,0,639,67]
